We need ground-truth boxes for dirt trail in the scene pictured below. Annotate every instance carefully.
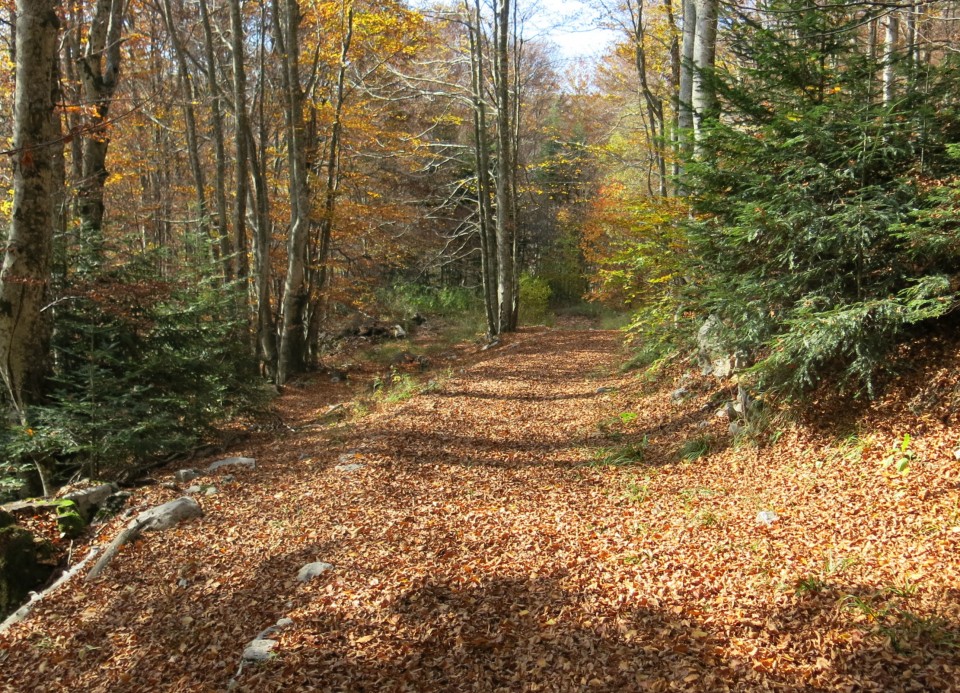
[2,327,959,692]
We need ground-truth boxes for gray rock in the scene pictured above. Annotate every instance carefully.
[63,484,118,522]
[335,464,364,473]
[222,475,236,484]
[297,561,333,582]
[697,315,734,378]
[728,422,742,437]
[207,457,256,473]
[391,324,407,339]
[256,617,295,640]
[242,638,277,662]
[204,486,218,496]
[671,387,688,402]
[175,469,201,484]
[185,485,203,495]
[756,510,779,526]
[160,482,177,491]
[94,492,131,522]
[135,497,203,532]
[337,452,360,464]
[596,387,615,394]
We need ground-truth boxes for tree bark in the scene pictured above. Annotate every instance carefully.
[160,0,209,240]
[275,0,312,384]
[691,0,718,145]
[229,0,250,282]
[466,0,498,336]
[75,0,124,264]
[198,0,232,277]
[883,13,899,105]
[493,0,516,333]
[0,0,60,418]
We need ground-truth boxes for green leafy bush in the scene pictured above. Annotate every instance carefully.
[518,274,553,325]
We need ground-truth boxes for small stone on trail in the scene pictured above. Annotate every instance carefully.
[175,469,201,483]
[297,562,333,582]
[185,485,202,495]
[204,486,217,496]
[335,464,364,473]
[207,457,256,473]
[596,387,615,394]
[756,510,780,526]
[160,482,177,491]
[242,639,277,662]
[222,475,236,483]
[671,387,688,402]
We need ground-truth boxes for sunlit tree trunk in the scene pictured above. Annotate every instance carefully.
[493,0,516,333]
[0,0,60,493]
[678,0,696,139]
[691,0,718,145]
[160,0,209,240]
[229,0,250,281]
[275,0,312,384]
[883,12,899,105]
[198,0,231,277]
[466,0,498,336]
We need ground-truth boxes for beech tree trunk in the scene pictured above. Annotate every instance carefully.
[466,0,498,336]
[76,0,124,264]
[275,0,312,384]
[883,13,899,105]
[229,0,250,281]
[0,0,60,418]
[493,0,516,333]
[691,0,718,145]
[198,0,231,277]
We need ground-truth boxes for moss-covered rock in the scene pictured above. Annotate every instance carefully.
[0,524,54,619]
[0,509,14,529]
[55,500,86,539]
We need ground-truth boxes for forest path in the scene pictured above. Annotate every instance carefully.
[2,327,959,691]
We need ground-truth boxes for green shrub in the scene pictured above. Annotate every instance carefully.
[0,262,264,487]
[518,274,553,325]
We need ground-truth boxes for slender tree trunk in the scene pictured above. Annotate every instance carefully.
[198,0,231,277]
[0,0,59,427]
[305,5,354,362]
[665,0,681,183]
[229,0,249,281]
[250,0,276,376]
[493,0,516,333]
[76,0,124,265]
[466,0,497,336]
[883,13,899,105]
[275,0,312,384]
[691,0,718,146]
[160,0,209,238]
[678,0,696,139]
